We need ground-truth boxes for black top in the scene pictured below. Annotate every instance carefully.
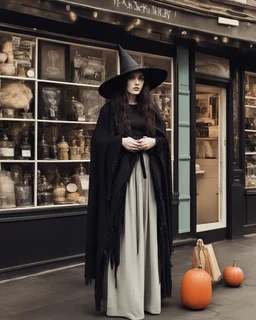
[130,104,147,138]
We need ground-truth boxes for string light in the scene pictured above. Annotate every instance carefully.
[250,44,253,48]
[195,36,200,43]
[214,36,218,41]
[65,5,77,22]
[147,28,152,33]
[222,37,229,43]
[92,11,98,18]
[181,30,187,35]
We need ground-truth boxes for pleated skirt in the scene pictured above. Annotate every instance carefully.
[103,153,161,320]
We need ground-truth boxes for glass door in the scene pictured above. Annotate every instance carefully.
[195,85,227,232]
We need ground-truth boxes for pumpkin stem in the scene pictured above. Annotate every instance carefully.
[233,260,236,267]
[198,264,203,270]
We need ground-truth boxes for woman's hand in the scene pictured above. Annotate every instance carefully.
[122,137,141,152]
[138,136,156,150]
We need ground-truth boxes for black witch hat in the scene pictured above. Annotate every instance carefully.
[98,44,167,99]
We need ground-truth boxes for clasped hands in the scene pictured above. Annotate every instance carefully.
[122,136,156,152]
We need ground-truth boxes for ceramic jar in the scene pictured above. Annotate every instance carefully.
[53,183,66,204]
[57,136,69,160]
[69,139,81,160]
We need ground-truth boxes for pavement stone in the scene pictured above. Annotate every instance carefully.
[0,235,256,320]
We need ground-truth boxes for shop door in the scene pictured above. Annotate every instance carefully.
[195,85,227,232]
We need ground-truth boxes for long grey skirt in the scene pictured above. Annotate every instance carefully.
[103,153,161,320]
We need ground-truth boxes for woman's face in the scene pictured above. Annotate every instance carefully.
[126,71,144,96]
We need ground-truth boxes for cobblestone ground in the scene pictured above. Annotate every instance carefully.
[0,235,255,320]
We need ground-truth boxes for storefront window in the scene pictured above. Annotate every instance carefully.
[0,30,173,212]
[244,71,256,188]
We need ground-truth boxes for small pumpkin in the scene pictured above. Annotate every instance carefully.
[180,265,212,310]
[223,261,244,287]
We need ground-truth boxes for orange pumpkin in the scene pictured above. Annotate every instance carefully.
[223,261,244,287]
[180,265,212,310]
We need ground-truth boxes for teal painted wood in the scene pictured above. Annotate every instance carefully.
[177,46,190,234]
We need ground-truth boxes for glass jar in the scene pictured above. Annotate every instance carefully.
[0,170,16,208]
[76,163,89,204]
[76,129,85,154]
[57,136,69,160]
[11,165,23,185]
[69,139,81,160]
[0,133,14,160]
[15,178,32,207]
[37,175,53,206]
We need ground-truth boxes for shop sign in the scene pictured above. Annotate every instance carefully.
[113,0,177,22]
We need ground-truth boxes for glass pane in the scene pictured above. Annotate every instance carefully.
[152,83,172,129]
[70,45,117,85]
[196,88,219,224]
[143,56,172,83]
[0,32,36,78]
[0,162,35,209]
[245,72,256,187]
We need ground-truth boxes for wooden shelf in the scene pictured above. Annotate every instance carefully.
[245,105,256,108]
[0,160,35,163]
[0,118,35,122]
[0,75,36,81]
[37,120,96,125]
[38,79,99,88]
[37,160,90,163]
[245,129,256,133]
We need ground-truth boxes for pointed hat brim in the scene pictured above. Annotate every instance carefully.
[98,44,167,99]
[98,67,167,99]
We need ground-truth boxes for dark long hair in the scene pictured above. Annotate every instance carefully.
[110,72,156,136]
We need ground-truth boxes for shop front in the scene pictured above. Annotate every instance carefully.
[0,0,256,277]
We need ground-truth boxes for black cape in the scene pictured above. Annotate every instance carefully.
[85,102,172,311]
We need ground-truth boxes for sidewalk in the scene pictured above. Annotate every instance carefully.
[0,235,256,320]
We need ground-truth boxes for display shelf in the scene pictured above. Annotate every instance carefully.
[0,160,35,163]
[245,129,256,133]
[247,165,256,169]
[245,96,256,100]
[245,105,256,108]
[37,160,90,163]
[0,118,35,122]
[245,152,256,155]
[38,79,99,88]
[0,75,36,81]
[37,119,97,125]
[0,205,36,213]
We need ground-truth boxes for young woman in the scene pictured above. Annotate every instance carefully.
[85,45,172,320]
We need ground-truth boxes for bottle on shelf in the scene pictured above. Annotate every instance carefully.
[38,134,50,160]
[18,135,32,160]
[0,132,14,160]
[37,175,53,206]
[50,136,58,160]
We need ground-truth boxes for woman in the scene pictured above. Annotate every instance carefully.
[85,45,172,320]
